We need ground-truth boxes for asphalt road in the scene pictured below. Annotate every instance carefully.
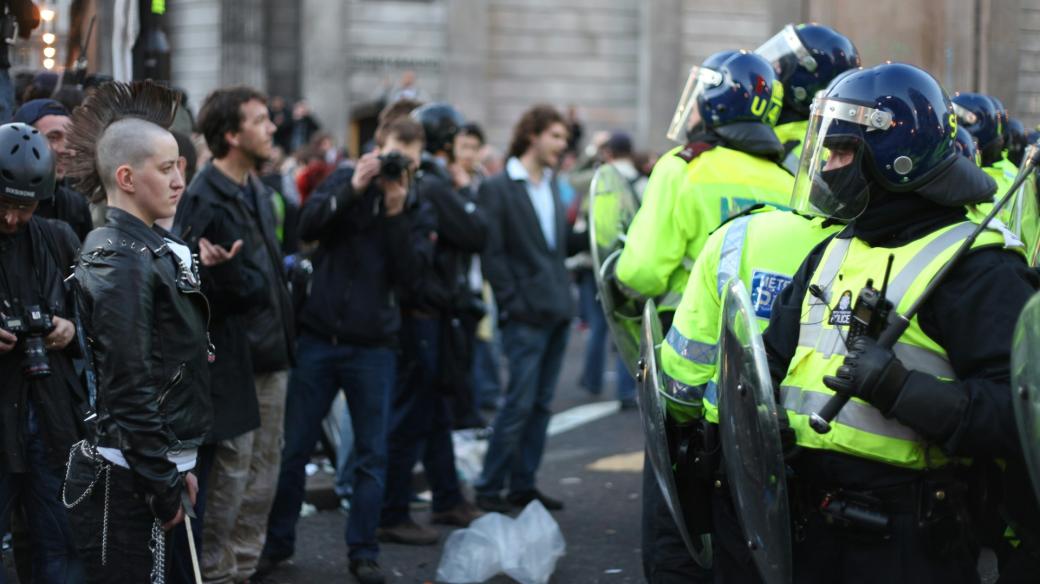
[263,322,647,584]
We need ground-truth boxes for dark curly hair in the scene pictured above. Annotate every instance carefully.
[197,86,267,159]
[507,104,566,159]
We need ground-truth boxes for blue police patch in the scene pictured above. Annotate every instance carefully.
[750,270,792,319]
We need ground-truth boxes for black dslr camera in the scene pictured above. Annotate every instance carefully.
[1,301,54,378]
[378,151,412,181]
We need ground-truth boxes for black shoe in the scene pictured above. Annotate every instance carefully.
[508,489,564,511]
[475,493,513,513]
[349,558,386,584]
[254,553,290,580]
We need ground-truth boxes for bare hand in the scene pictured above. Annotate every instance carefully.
[351,152,382,193]
[0,328,15,355]
[186,472,198,506]
[162,506,185,531]
[379,177,408,216]
[198,238,243,267]
[44,316,75,351]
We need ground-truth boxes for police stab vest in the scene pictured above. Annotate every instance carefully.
[780,221,1020,469]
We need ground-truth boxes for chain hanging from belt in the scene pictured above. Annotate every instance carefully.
[150,518,166,584]
[61,440,112,565]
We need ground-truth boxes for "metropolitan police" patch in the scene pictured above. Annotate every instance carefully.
[751,270,792,319]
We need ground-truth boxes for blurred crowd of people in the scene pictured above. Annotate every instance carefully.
[0,60,658,584]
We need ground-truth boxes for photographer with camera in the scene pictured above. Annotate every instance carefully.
[261,114,434,584]
[375,103,486,549]
[0,122,87,583]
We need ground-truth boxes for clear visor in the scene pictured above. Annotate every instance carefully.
[755,24,816,80]
[952,102,979,126]
[666,66,724,143]
[790,98,894,220]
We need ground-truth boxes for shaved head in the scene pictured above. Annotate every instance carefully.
[96,117,175,193]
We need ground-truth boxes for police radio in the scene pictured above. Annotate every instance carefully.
[845,255,894,348]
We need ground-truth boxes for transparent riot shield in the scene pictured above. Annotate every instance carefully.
[717,279,792,584]
[590,163,642,375]
[1012,291,1040,506]
[637,300,713,568]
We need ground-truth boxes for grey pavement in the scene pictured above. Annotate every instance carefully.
[263,322,647,583]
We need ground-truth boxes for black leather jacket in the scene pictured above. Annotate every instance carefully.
[75,208,213,522]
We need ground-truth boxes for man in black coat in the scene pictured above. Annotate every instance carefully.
[174,86,295,584]
[0,122,87,583]
[474,104,576,513]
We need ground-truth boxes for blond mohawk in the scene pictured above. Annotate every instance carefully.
[65,80,180,203]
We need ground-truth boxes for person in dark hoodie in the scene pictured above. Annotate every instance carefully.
[761,62,1039,582]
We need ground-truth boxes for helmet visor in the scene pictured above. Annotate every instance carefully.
[790,97,894,220]
[756,24,816,81]
[666,66,724,143]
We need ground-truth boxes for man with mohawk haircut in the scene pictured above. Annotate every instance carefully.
[62,81,212,583]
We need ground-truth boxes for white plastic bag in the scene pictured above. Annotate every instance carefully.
[436,501,566,584]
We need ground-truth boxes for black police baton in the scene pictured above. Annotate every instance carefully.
[809,140,1040,434]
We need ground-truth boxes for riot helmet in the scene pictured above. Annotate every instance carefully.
[666,50,784,143]
[954,126,981,165]
[1006,117,1029,166]
[952,92,1004,165]
[0,123,56,202]
[411,102,465,155]
[791,63,990,221]
[756,23,861,117]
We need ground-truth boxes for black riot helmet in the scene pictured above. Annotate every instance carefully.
[411,103,465,155]
[1006,117,1029,166]
[0,123,56,202]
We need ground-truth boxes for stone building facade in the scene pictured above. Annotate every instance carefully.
[154,0,1040,154]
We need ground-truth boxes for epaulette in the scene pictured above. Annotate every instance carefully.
[674,141,716,163]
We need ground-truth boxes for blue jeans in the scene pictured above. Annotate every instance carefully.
[476,320,569,496]
[264,334,394,561]
[334,400,355,500]
[382,316,462,525]
[0,404,83,584]
[471,336,502,409]
[578,270,636,401]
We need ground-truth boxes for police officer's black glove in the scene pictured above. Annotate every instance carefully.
[822,336,910,414]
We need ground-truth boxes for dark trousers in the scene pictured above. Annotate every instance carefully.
[0,406,83,584]
[168,443,215,584]
[476,320,569,496]
[640,456,712,584]
[67,465,166,584]
[264,334,394,562]
[790,510,979,583]
[382,316,463,526]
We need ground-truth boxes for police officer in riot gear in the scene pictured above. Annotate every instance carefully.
[953,92,1017,194]
[764,62,1039,582]
[618,49,794,583]
[756,23,861,172]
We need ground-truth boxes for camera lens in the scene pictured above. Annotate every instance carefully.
[22,335,51,378]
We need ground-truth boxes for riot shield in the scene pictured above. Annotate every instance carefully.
[590,163,642,375]
[717,279,792,584]
[637,300,713,568]
[1008,173,1040,266]
[1012,291,1040,506]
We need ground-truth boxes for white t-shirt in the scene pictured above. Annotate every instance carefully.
[98,447,198,472]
